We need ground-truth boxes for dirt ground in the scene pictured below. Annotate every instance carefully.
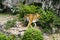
[0,14,15,24]
[44,33,60,40]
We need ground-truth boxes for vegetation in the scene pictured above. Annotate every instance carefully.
[5,19,16,29]
[17,4,60,33]
[18,4,37,19]
[0,0,60,40]
[39,8,60,33]
[22,27,43,40]
[0,33,17,40]
[37,9,54,33]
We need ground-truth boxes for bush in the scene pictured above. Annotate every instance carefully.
[0,33,17,40]
[38,8,54,24]
[22,27,43,40]
[19,4,37,14]
[18,4,37,20]
[53,16,60,26]
[11,7,20,15]
[8,35,17,40]
[0,33,9,40]
[38,8,60,33]
[5,19,16,29]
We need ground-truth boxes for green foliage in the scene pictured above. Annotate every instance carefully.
[0,33,9,40]
[38,8,54,23]
[22,27,43,40]
[43,27,52,33]
[11,7,20,15]
[53,16,60,25]
[38,8,54,27]
[8,35,17,40]
[18,5,37,19]
[20,5,37,14]
[38,8,60,33]
[0,33,17,40]
[5,19,16,29]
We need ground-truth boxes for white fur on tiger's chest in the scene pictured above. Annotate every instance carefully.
[32,19,38,22]
[26,17,29,21]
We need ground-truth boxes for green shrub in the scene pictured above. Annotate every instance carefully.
[38,8,54,24]
[38,8,60,33]
[43,27,52,33]
[11,7,20,15]
[0,33,17,40]
[19,5,37,14]
[0,33,9,40]
[53,16,60,26]
[22,27,43,40]
[18,5,37,20]
[5,19,16,29]
[8,35,17,40]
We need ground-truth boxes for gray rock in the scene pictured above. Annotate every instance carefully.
[0,23,4,28]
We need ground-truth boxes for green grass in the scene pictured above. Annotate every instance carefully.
[0,13,12,16]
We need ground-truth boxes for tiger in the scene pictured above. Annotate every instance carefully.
[24,13,40,27]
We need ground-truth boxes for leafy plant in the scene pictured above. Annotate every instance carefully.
[5,19,16,29]
[8,35,17,40]
[0,33,9,40]
[0,33,17,40]
[37,8,60,33]
[22,27,43,40]
[53,16,60,26]
[18,5,37,20]
[11,7,20,15]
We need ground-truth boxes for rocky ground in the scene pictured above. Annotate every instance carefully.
[0,14,60,40]
[43,33,60,40]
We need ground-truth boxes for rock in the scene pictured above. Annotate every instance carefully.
[52,27,57,34]
[0,23,4,28]
[43,33,50,40]
[15,21,24,28]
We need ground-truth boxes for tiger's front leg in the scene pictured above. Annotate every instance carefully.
[27,21,32,28]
